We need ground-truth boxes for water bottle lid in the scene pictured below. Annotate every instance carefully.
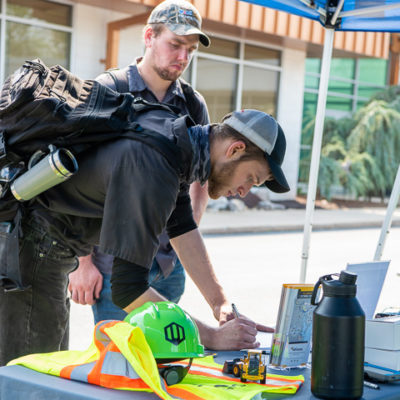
[321,271,357,297]
[339,270,357,285]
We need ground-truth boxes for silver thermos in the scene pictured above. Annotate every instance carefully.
[11,146,78,201]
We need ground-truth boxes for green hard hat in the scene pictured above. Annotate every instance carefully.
[124,301,204,361]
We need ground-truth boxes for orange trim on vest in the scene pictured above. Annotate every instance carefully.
[95,320,120,352]
[100,374,151,389]
[60,364,79,380]
[167,386,206,400]
[107,342,120,352]
[87,342,110,385]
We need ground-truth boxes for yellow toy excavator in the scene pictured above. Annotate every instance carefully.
[223,349,268,384]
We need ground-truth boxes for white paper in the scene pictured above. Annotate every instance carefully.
[346,260,390,319]
[256,331,273,350]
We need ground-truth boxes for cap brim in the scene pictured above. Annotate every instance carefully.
[264,155,290,193]
[165,23,210,47]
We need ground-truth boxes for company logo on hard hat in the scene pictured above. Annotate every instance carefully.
[164,322,185,345]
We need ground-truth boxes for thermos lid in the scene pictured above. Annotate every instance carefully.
[339,270,357,285]
[322,270,357,297]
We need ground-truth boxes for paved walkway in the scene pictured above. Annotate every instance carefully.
[199,206,400,234]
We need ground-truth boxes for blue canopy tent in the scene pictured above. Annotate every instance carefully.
[240,0,400,282]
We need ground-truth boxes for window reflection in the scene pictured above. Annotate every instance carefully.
[358,59,387,85]
[7,0,72,26]
[6,22,70,76]
[330,58,355,80]
[201,37,239,59]
[244,44,280,66]
[196,58,237,122]
[328,79,354,96]
[242,66,278,116]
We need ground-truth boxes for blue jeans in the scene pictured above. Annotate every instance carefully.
[91,258,186,324]
[0,219,78,366]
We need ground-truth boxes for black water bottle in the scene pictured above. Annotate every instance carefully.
[311,271,365,399]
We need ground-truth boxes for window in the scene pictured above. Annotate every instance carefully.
[242,66,278,115]
[244,44,280,66]
[196,58,237,122]
[299,56,388,185]
[5,22,70,76]
[303,57,387,119]
[0,0,72,83]
[7,0,72,26]
[188,37,281,122]
[358,58,387,85]
[201,37,239,58]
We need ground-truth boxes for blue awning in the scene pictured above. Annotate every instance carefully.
[240,0,400,32]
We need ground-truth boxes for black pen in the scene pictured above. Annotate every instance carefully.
[364,380,380,390]
[231,303,240,318]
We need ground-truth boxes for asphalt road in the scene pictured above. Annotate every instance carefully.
[70,226,400,351]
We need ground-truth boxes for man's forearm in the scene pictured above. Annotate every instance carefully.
[123,287,168,313]
[170,228,229,317]
[189,181,209,225]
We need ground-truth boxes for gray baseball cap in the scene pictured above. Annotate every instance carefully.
[223,109,290,193]
[148,0,210,47]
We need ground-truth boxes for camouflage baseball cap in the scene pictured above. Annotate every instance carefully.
[148,0,210,47]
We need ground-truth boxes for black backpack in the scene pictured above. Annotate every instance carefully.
[0,59,192,291]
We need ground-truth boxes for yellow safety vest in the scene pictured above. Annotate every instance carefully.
[8,320,304,400]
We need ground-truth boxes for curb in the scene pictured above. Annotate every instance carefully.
[200,219,400,235]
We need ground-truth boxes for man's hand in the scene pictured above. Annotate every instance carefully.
[198,317,271,350]
[218,308,274,333]
[68,254,103,305]
[194,312,274,351]
[214,301,235,324]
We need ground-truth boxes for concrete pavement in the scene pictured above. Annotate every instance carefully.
[199,206,400,234]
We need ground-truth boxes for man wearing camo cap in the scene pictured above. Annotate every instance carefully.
[148,0,210,48]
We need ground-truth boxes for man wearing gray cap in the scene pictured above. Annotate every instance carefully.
[62,0,287,356]
[0,100,289,365]
[69,0,210,329]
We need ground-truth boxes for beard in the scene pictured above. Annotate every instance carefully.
[208,159,240,199]
[152,63,183,82]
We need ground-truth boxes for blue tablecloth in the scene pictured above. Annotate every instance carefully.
[1,351,399,399]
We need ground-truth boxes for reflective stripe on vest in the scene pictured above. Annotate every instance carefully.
[8,321,303,400]
[164,357,304,400]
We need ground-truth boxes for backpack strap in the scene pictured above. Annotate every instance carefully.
[66,96,190,178]
[104,68,130,93]
[179,78,203,125]
[119,97,194,177]
[121,125,183,177]
[131,96,184,119]
[0,208,30,292]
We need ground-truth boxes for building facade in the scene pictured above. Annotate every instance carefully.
[1,0,398,200]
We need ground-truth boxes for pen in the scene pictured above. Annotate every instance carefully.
[231,303,240,318]
[363,380,380,390]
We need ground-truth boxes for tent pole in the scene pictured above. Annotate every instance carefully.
[374,164,400,261]
[299,28,335,283]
